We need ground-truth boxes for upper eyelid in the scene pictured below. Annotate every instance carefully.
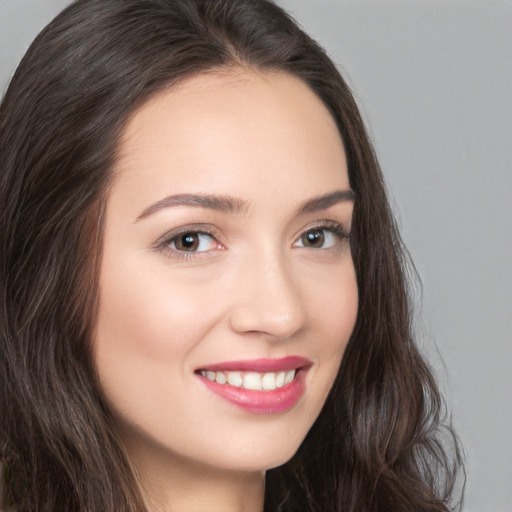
[154,229,222,260]
[295,219,350,237]
[154,224,221,248]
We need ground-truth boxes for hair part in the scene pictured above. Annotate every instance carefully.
[0,1,464,510]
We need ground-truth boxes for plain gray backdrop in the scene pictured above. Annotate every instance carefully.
[1,1,510,511]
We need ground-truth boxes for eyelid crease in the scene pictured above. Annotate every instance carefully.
[295,219,351,240]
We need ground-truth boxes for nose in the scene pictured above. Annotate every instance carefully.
[228,254,307,339]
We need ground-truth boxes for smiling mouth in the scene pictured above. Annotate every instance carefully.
[195,356,311,395]
[198,369,297,391]
[194,358,311,414]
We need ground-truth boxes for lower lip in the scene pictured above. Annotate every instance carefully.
[197,370,307,414]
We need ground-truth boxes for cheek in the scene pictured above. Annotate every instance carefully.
[295,260,358,414]
[92,259,222,420]
[96,258,216,356]
[313,265,358,387]
[308,260,358,355]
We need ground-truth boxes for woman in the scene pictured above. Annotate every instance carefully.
[0,0,464,510]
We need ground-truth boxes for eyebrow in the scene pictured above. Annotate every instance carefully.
[136,193,248,221]
[297,189,355,214]
[135,188,354,222]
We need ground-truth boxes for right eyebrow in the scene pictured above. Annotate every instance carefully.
[135,193,248,222]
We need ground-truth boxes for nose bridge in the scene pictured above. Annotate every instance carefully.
[229,246,306,339]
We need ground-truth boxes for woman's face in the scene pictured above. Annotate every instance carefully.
[94,69,358,477]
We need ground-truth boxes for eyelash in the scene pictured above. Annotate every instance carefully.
[154,225,222,261]
[155,221,351,261]
[295,220,350,250]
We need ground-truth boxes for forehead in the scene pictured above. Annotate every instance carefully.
[111,68,349,211]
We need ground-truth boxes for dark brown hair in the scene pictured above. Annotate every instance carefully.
[0,1,464,510]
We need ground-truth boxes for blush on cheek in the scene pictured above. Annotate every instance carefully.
[314,274,358,349]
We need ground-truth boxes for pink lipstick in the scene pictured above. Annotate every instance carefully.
[195,356,311,414]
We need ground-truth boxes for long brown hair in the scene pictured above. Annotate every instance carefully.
[0,1,464,510]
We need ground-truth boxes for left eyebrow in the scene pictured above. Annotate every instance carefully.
[296,189,355,215]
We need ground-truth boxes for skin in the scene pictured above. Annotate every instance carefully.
[94,68,358,512]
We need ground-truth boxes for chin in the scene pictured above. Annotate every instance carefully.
[197,430,307,474]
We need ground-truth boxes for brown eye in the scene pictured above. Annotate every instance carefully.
[170,232,215,252]
[296,226,344,250]
[175,233,199,251]
[301,229,326,248]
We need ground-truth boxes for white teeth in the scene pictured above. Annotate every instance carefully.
[200,369,297,390]
[243,372,262,390]
[227,371,243,387]
[261,372,276,390]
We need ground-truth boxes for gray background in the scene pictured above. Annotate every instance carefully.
[1,1,510,511]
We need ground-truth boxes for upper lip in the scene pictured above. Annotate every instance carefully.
[196,356,312,373]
